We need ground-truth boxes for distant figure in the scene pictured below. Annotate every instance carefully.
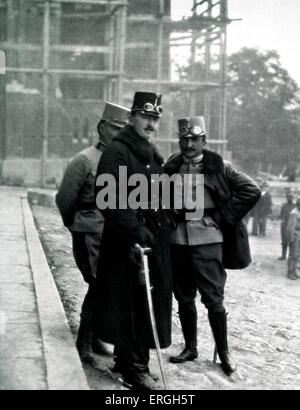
[278,188,295,260]
[284,163,297,182]
[286,198,300,280]
[252,181,273,237]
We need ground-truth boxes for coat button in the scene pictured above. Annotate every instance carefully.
[146,164,150,169]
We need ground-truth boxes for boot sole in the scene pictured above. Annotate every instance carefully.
[169,355,198,364]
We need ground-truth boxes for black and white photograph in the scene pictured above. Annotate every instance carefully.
[0,0,300,393]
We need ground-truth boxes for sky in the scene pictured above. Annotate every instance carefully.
[171,0,300,86]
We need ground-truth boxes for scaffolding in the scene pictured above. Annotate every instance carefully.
[0,0,233,186]
[121,0,231,157]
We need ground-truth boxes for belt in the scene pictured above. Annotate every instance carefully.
[77,203,97,210]
[183,208,215,221]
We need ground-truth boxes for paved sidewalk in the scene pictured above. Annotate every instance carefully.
[0,186,89,390]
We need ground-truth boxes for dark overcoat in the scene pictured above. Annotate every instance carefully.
[252,191,273,219]
[164,149,261,269]
[94,125,172,348]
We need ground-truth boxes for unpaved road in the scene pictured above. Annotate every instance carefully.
[32,204,300,390]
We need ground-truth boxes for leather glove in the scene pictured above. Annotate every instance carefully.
[130,225,155,247]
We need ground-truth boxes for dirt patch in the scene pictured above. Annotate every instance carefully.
[32,204,300,390]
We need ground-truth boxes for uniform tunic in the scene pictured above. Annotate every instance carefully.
[56,144,104,280]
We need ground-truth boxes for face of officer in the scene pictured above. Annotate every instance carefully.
[286,193,294,204]
[130,112,159,141]
[179,135,206,159]
[99,121,121,146]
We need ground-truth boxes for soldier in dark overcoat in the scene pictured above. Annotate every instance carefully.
[164,116,261,376]
[56,102,129,362]
[278,188,295,260]
[252,181,273,236]
[94,92,172,390]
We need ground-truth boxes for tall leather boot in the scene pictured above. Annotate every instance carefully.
[208,311,236,376]
[278,244,287,260]
[77,313,112,361]
[287,250,298,280]
[77,312,94,362]
[169,303,198,363]
[287,263,298,280]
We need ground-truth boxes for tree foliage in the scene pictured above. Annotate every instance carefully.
[227,48,300,175]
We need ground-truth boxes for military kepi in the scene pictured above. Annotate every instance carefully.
[131,91,163,117]
[101,102,130,128]
[178,116,206,138]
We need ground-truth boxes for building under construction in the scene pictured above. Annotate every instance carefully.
[0,0,233,186]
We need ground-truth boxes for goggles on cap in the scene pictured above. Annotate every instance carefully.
[142,102,163,115]
[178,125,205,138]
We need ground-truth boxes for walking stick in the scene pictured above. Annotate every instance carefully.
[135,244,169,390]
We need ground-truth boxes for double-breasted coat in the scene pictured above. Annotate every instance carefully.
[94,125,173,348]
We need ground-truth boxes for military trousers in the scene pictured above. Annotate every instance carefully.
[71,231,101,283]
[288,237,300,276]
[71,232,101,346]
[171,243,227,313]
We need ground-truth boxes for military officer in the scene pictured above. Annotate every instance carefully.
[94,92,173,390]
[56,102,129,362]
[164,116,261,376]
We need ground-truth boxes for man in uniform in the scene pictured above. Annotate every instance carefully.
[286,197,300,280]
[94,92,173,390]
[164,116,261,376]
[56,102,129,362]
[278,188,295,260]
[252,181,272,237]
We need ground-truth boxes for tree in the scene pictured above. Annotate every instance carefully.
[227,48,300,175]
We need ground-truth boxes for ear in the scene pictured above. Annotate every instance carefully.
[128,114,134,125]
[97,121,104,136]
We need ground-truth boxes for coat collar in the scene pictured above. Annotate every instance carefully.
[164,149,224,176]
[113,125,164,165]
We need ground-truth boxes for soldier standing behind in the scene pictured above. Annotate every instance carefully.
[164,116,261,376]
[278,188,295,260]
[56,102,129,362]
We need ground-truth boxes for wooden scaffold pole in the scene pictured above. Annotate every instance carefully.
[219,0,228,158]
[156,0,164,94]
[116,3,127,104]
[204,0,212,138]
[42,0,50,187]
